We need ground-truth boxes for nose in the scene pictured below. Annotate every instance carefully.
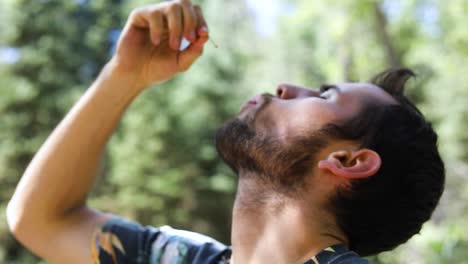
[276,84,316,99]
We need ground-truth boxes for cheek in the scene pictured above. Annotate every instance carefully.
[253,107,281,136]
[262,101,339,139]
[284,106,336,136]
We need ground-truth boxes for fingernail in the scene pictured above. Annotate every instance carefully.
[200,26,209,33]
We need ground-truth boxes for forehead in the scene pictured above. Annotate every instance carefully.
[336,82,398,105]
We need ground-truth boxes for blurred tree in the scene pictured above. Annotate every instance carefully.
[2,0,260,262]
[0,0,124,262]
[2,0,468,263]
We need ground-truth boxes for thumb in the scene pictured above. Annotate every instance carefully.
[177,27,209,72]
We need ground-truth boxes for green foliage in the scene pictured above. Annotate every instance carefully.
[1,0,468,263]
[0,0,124,262]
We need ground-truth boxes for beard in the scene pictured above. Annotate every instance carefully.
[215,111,329,194]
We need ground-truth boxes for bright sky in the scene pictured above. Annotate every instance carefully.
[245,0,281,35]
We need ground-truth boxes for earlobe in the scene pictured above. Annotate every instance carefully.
[318,149,381,179]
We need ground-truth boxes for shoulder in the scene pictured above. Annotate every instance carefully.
[149,225,230,263]
[92,216,230,264]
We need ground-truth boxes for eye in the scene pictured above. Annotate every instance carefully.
[319,84,336,99]
[320,86,330,93]
[320,84,336,93]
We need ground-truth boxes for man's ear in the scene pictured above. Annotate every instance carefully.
[317,149,381,179]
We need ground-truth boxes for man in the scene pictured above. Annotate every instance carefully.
[6,1,445,264]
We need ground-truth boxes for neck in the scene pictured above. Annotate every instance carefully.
[230,175,346,264]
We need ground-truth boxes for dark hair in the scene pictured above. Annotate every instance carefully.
[325,68,445,256]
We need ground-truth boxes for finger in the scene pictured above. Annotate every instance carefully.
[166,3,183,50]
[178,31,209,72]
[116,8,150,48]
[127,7,148,28]
[147,9,165,46]
[193,5,208,34]
[180,0,197,42]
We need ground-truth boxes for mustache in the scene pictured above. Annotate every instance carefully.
[261,93,274,99]
[246,93,274,125]
[260,93,274,106]
[258,92,274,111]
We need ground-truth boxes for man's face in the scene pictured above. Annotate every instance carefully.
[215,82,396,192]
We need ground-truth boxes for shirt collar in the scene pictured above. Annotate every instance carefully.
[303,244,349,264]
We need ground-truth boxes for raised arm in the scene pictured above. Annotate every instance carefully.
[6,1,209,263]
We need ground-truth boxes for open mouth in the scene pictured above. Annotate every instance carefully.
[240,95,261,113]
[239,93,274,113]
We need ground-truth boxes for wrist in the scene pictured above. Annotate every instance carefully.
[101,58,148,92]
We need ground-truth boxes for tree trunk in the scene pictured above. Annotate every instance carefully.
[373,2,402,67]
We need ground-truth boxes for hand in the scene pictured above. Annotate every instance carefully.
[110,0,209,89]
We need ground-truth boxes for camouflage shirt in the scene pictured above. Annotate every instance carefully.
[92,217,369,264]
